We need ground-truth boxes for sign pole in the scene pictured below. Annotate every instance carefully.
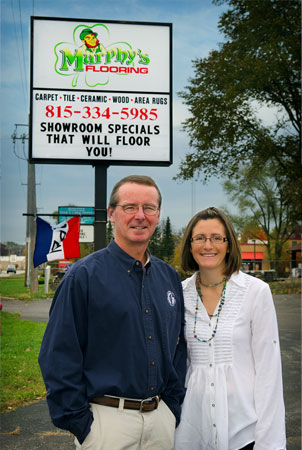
[94,164,108,251]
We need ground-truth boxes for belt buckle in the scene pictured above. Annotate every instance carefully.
[139,398,150,412]
[139,396,158,412]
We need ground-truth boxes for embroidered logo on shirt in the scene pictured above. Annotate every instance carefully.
[167,291,176,307]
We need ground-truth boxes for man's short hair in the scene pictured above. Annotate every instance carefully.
[180,207,242,276]
[109,175,162,208]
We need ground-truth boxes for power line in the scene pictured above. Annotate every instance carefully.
[18,0,29,106]
[10,0,28,107]
[11,124,28,161]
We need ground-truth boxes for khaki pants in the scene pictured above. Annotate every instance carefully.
[74,399,176,450]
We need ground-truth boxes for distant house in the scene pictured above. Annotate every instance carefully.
[286,230,302,273]
[0,255,26,271]
[239,228,302,278]
[240,240,269,271]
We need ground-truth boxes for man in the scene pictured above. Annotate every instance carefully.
[39,175,187,450]
[79,28,106,56]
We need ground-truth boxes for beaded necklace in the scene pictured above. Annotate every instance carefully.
[193,272,228,343]
[200,276,226,287]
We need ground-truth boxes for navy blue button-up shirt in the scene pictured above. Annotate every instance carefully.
[39,240,187,443]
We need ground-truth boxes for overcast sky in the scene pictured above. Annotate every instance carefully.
[1,0,231,244]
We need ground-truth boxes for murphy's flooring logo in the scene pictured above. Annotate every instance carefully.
[54,23,150,88]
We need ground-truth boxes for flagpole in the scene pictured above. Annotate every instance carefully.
[94,164,108,251]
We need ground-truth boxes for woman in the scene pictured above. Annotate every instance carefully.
[174,207,286,450]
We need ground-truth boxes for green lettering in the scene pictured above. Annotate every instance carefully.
[138,52,150,65]
[106,49,117,63]
[84,53,95,65]
[126,50,137,65]
[95,52,106,64]
[116,47,128,64]
[59,48,84,71]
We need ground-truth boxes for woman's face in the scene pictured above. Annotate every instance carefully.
[190,218,228,275]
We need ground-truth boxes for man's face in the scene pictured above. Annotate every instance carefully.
[108,182,160,252]
[83,33,98,47]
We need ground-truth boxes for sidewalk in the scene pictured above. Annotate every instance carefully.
[0,298,52,322]
[0,294,301,449]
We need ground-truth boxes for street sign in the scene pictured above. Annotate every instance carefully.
[58,206,94,224]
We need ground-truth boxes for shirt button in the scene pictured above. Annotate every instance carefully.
[136,262,139,266]
[209,364,212,367]
[212,404,215,407]
[211,383,214,386]
[151,361,155,365]
[209,343,212,347]
[145,309,149,313]
[150,386,154,391]
[142,284,144,288]
[148,336,152,340]
[213,424,216,427]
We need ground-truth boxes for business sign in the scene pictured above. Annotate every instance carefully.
[30,17,172,166]
[58,260,73,268]
[58,206,94,224]
[79,225,94,243]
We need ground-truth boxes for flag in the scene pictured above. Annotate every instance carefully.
[33,216,81,267]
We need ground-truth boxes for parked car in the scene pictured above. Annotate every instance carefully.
[7,264,16,274]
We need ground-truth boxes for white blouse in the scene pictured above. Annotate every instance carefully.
[174,271,286,450]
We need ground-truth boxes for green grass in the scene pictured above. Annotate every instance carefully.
[1,273,24,279]
[0,312,47,413]
[0,278,54,300]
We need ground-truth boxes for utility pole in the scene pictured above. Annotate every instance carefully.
[11,124,38,292]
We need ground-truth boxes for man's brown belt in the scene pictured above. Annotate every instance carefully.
[91,395,161,412]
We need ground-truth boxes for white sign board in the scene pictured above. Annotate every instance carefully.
[79,225,94,243]
[30,17,172,166]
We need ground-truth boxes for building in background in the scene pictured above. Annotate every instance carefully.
[286,230,302,277]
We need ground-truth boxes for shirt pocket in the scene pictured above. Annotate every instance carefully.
[161,305,181,356]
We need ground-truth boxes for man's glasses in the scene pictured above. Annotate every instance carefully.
[191,235,228,245]
[114,204,159,216]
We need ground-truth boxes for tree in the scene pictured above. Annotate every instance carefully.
[79,243,94,258]
[1,241,25,256]
[52,210,59,224]
[148,225,162,258]
[160,217,175,262]
[223,163,296,274]
[106,221,114,245]
[177,0,301,216]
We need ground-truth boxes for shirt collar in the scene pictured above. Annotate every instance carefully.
[145,251,151,266]
[182,272,197,291]
[107,239,150,273]
[183,270,245,289]
[228,270,245,287]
